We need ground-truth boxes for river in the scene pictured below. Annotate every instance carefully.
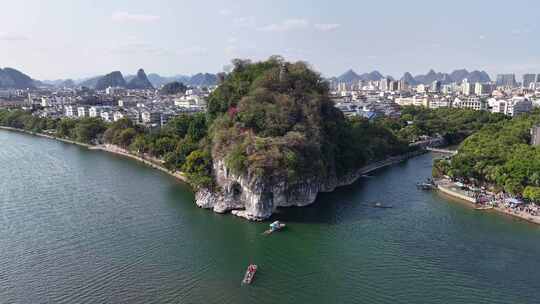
[1,130,539,304]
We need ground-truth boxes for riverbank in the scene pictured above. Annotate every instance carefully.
[356,149,427,176]
[90,144,189,183]
[0,126,92,148]
[0,126,189,184]
[435,178,540,225]
[2,125,429,220]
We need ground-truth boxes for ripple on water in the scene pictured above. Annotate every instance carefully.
[1,130,540,304]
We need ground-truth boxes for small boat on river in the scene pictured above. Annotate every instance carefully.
[372,202,393,209]
[263,221,286,235]
[417,178,435,190]
[242,264,258,285]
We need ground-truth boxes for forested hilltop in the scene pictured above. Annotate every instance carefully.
[434,109,540,201]
[205,57,410,186]
[195,57,416,219]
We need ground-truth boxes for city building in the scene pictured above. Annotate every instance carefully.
[398,80,409,92]
[461,79,474,96]
[395,96,430,107]
[141,110,161,125]
[489,97,532,116]
[113,111,125,122]
[100,111,112,122]
[77,106,89,118]
[380,78,390,91]
[65,105,76,117]
[388,81,399,92]
[430,80,441,93]
[496,74,517,87]
[523,74,537,89]
[453,97,486,111]
[474,83,492,96]
[428,97,451,109]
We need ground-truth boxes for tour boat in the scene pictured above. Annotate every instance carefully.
[263,221,287,235]
[416,182,434,190]
[372,202,393,209]
[242,264,258,285]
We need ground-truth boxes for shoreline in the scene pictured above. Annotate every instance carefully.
[1,125,425,189]
[2,125,429,220]
[0,126,190,184]
[356,149,427,176]
[435,179,540,225]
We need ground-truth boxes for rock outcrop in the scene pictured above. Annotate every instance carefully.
[195,151,424,220]
[95,71,126,90]
[193,58,414,221]
[127,69,154,90]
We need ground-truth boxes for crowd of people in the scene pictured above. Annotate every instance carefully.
[473,187,540,218]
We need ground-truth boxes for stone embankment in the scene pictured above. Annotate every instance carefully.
[435,178,540,225]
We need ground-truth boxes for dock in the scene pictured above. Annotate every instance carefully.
[426,147,458,155]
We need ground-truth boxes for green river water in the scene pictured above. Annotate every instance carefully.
[1,130,539,304]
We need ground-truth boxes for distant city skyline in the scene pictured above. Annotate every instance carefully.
[1,0,539,80]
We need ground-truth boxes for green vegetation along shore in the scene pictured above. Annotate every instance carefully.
[434,109,540,203]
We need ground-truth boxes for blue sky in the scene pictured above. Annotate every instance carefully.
[1,0,539,80]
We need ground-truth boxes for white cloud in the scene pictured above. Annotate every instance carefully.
[219,9,232,16]
[112,12,160,23]
[233,16,256,28]
[258,19,309,32]
[314,23,341,32]
[0,33,29,41]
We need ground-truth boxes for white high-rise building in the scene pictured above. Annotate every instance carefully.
[461,79,474,96]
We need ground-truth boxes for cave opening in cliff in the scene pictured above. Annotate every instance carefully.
[232,183,242,198]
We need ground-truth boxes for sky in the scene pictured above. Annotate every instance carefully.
[1,0,539,80]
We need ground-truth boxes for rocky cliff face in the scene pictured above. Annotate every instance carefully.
[194,151,423,220]
[195,159,322,220]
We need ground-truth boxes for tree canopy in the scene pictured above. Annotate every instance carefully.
[207,57,409,184]
[435,109,540,199]
[160,81,188,95]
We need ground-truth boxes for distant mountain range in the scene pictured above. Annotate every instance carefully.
[0,67,36,89]
[51,71,218,89]
[334,69,384,83]
[144,73,219,88]
[334,69,492,85]
[0,66,494,90]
